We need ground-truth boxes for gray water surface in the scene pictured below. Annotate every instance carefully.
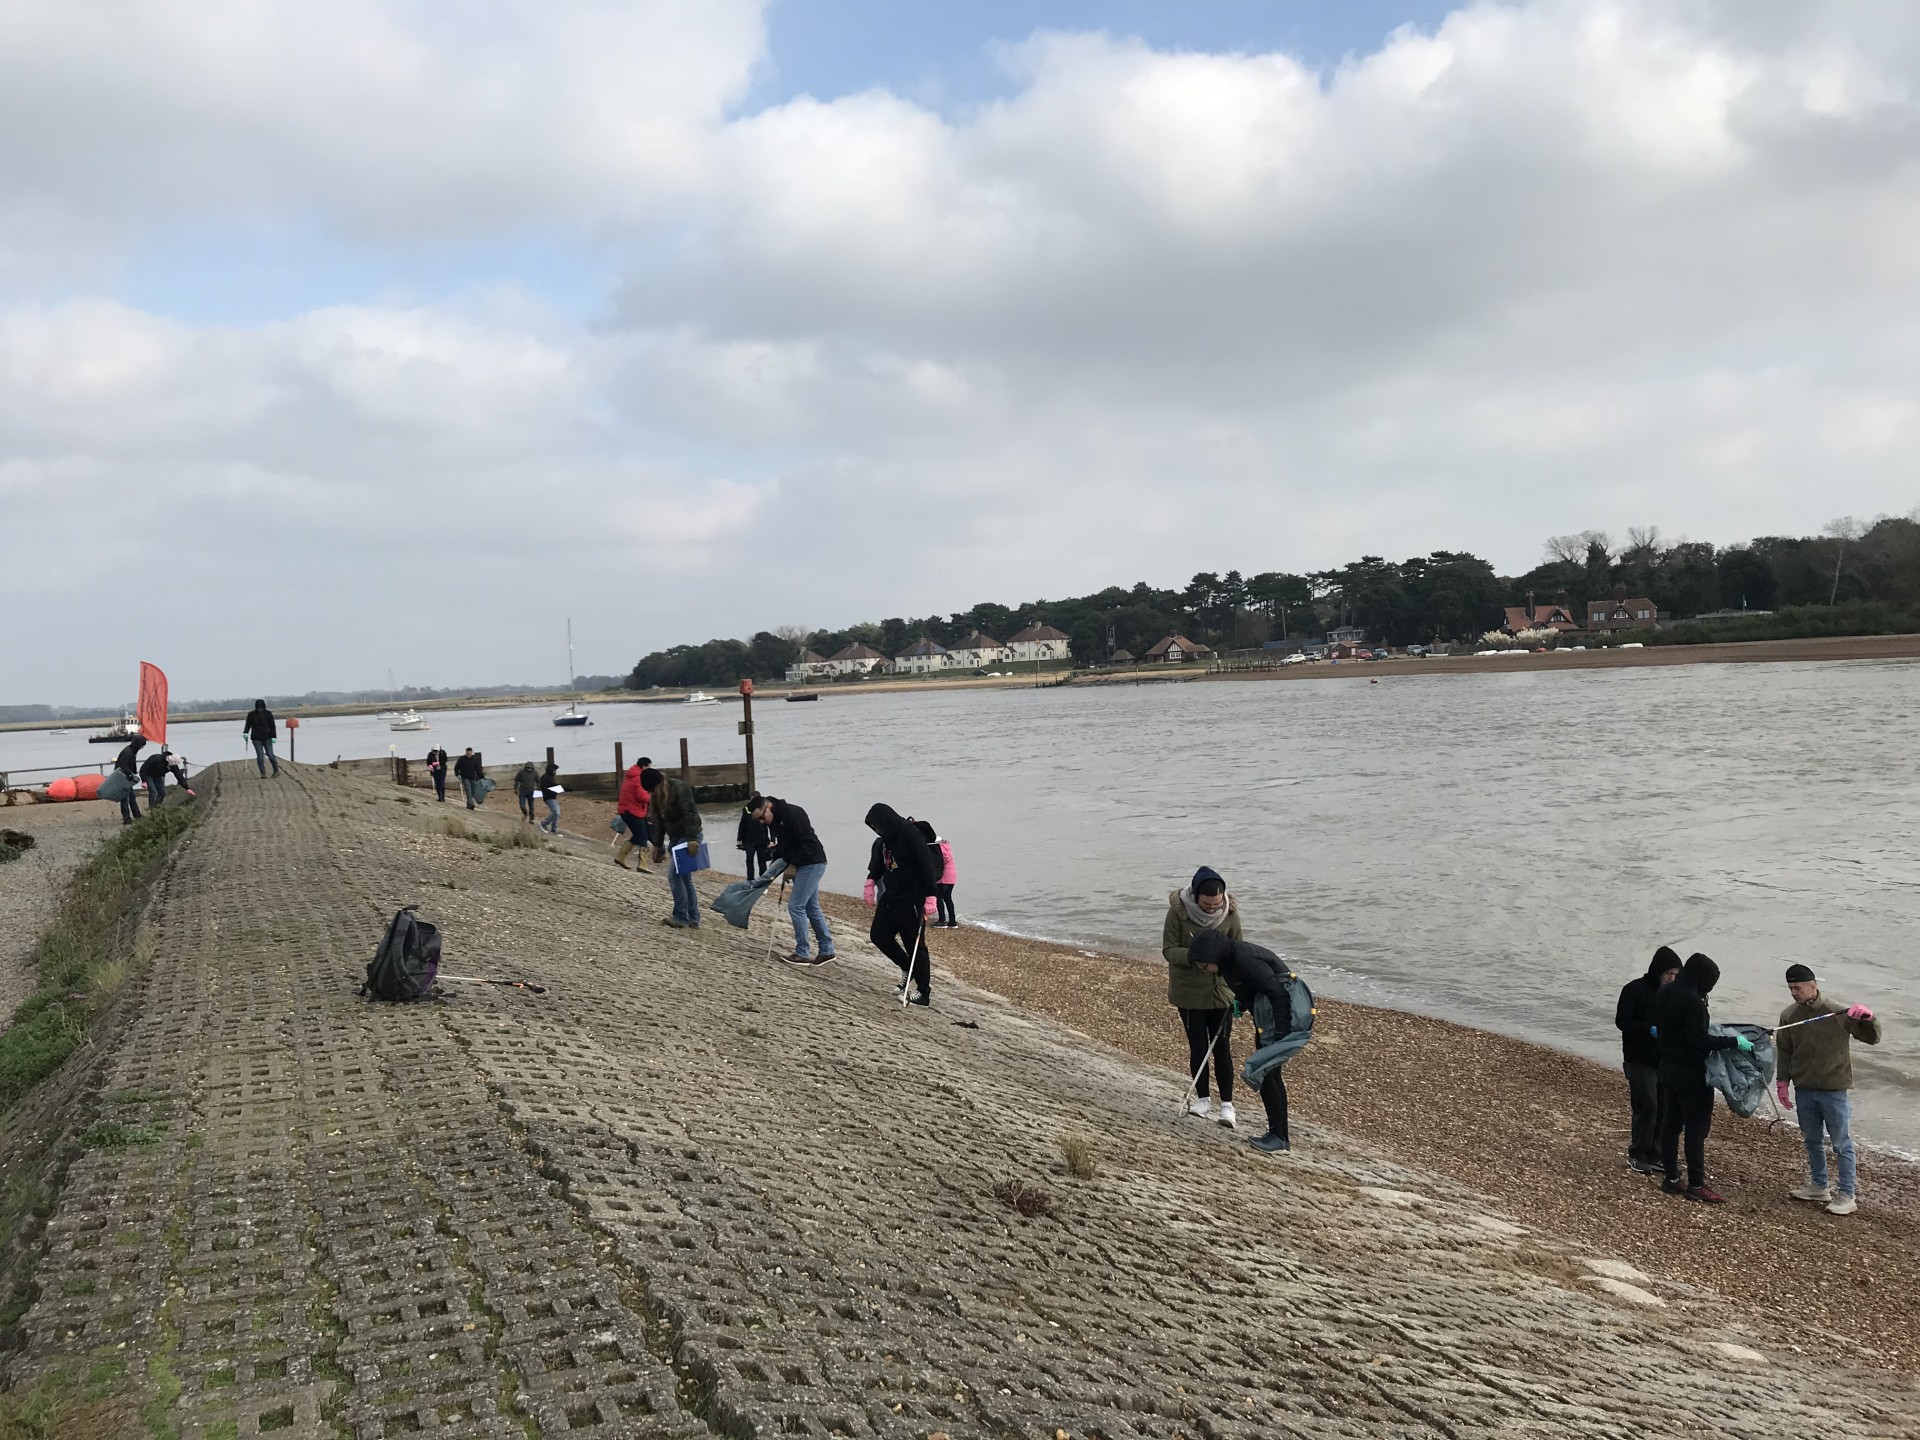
[8,663,1916,1153]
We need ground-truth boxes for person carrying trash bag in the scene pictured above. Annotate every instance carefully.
[1651,952,1753,1204]
[750,794,836,966]
[865,803,939,1005]
[108,736,147,823]
[1188,929,1314,1154]
[1163,866,1242,1128]
[1776,963,1883,1217]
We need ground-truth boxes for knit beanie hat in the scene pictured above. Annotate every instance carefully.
[1785,963,1816,984]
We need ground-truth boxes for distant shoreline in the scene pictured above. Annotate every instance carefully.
[9,631,1918,733]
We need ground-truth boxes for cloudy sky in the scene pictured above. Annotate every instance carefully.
[5,0,1918,703]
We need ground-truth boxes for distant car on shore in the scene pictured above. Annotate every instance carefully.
[1282,652,1308,666]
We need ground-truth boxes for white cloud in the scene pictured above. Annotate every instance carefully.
[5,0,1920,701]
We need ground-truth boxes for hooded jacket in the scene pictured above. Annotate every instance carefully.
[513,762,539,797]
[864,803,938,903]
[1652,953,1739,1085]
[114,738,148,776]
[1615,946,1679,1067]
[243,704,276,743]
[936,840,956,887]
[1188,931,1316,1082]
[425,748,449,772]
[761,798,825,869]
[1162,891,1240,1010]
[617,764,651,817]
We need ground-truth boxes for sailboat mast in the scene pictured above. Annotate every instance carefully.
[567,619,577,694]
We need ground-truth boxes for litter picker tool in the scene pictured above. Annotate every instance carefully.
[1771,1012,1839,1035]
[764,875,791,963]
[1179,1010,1234,1113]
[901,914,928,1007]
[438,974,547,995]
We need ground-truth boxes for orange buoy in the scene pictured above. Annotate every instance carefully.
[73,773,103,800]
[46,776,76,801]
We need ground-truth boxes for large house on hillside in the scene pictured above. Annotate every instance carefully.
[945,632,1010,669]
[1006,623,1073,664]
[891,639,949,675]
[1144,633,1213,664]
[784,648,832,683]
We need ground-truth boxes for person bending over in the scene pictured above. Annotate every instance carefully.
[1163,866,1241,1127]
[1189,929,1302,1154]
[864,803,939,1005]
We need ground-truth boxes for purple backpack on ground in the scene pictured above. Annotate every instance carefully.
[358,905,442,1001]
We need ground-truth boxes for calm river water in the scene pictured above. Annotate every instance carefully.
[7,662,1916,1153]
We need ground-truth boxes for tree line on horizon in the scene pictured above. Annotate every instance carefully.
[623,514,1920,689]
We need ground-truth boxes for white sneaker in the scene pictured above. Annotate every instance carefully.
[1218,1101,1236,1129]
[1789,1180,1832,1203]
[1827,1192,1858,1217]
[1187,1096,1212,1119]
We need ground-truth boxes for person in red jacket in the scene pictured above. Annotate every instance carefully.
[614,756,654,870]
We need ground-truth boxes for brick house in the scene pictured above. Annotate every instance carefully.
[1586,586,1659,634]
[1503,592,1581,635]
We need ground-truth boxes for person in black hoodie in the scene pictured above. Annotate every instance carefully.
[1615,946,1682,1175]
[864,803,939,1004]
[113,736,147,823]
[1652,951,1754,1203]
[242,700,279,777]
[424,746,450,802]
[751,794,836,965]
[1188,930,1299,1155]
[736,802,772,881]
[138,747,173,812]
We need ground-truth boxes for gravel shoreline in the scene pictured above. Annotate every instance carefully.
[0,800,118,1023]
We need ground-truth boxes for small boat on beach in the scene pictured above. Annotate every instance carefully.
[684,691,720,706]
[88,708,141,743]
[389,710,428,732]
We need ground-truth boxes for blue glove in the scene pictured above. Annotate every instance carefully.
[1649,1026,1658,1038]
[1734,1035,1755,1054]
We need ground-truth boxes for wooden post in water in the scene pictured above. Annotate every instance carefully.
[678,737,691,783]
[614,741,624,782]
[738,679,755,795]
[545,745,554,767]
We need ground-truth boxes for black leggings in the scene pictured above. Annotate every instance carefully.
[1178,1008,1234,1101]
[1658,1078,1713,1187]
[1260,1072,1289,1142]
[934,883,956,926]
[870,897,929,995]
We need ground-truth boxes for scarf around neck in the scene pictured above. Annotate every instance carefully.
[1180,887,1231,930]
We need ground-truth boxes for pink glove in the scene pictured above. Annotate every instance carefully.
[1847,1004,1874,1021]
[1776,1080,1793,1110]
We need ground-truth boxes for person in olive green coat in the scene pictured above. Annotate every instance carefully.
[1164,865,1242,1126]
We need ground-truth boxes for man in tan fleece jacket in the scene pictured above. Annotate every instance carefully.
[1776,963,1883,1217]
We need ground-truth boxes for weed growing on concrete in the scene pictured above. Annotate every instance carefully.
[0,804,199,1117]
[428,816,480,841]
[990,1180,1056,1218]
[1058,1134,1098,1180]
[77,1121,165,1151]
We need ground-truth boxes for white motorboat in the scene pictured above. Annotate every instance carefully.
[684,691,721,706]
[389,710,429,731]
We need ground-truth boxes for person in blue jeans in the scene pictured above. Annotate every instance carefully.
[1776,963,1882,1217]
[648,768,704,928]
[751,794,836,965]
[242,700,280,776]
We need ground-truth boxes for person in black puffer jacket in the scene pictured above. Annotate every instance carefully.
[1615,946,1682,1174]
[1189,930,1300,1156]
[1652,952,1753,1203]
[865,803,939,1004]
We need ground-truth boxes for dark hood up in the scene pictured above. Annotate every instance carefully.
[865,804,938,899]
[1682,952,1720,995]
[1647,945,1681,979]
[1617,946,1682,1065]
[1189,930,1294,1014]
[1190,865,1226,895]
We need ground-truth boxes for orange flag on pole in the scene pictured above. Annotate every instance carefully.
[138,662,168,745]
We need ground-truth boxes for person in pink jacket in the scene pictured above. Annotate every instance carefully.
[933,833,958,928]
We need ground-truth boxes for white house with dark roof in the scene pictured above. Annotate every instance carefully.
[784,648,832,683]
[1006,623,1073,664]
[890,639,949,675]
[945,632,1011,669]
[821,642,890,676]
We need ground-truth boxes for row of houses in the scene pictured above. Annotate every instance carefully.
[786,625,1074,681]
[1503,586,1661,637]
